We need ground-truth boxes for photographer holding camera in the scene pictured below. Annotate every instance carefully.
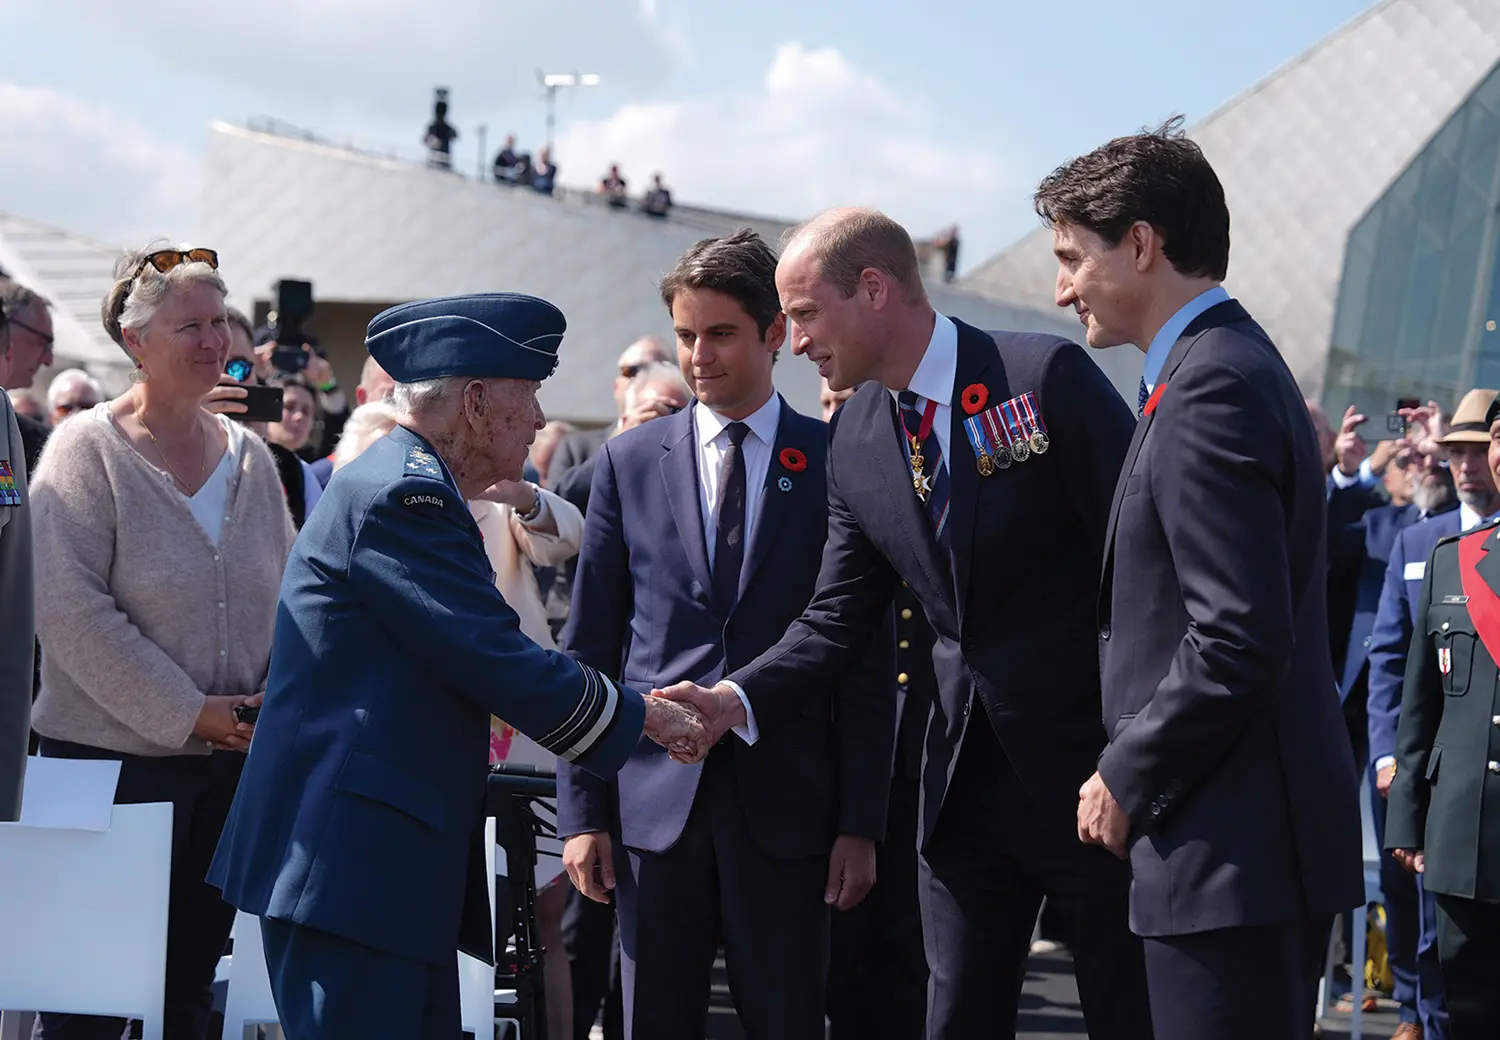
[208,308,324,528]
[255,280,351,468]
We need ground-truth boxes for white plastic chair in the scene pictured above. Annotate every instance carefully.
[458,815,498,1040]
[0,802,173,1040]
[220,912,279,1040]
[223,817,498,1040]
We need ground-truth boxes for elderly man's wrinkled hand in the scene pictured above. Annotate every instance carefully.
[652,681,748,764]
[641,692,711,762]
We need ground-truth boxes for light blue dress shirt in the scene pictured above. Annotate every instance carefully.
[1140,285,1231,394]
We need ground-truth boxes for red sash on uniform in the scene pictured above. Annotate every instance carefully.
[1456,527,1500,664]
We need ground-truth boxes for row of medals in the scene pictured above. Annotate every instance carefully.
[909,425,1050,499]
[976,425,1049,476]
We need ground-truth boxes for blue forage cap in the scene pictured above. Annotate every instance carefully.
[364,293,565,383]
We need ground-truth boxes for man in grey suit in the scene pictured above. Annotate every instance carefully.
[0,298,36,820]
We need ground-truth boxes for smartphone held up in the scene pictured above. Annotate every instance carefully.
[1389,397,1421,434]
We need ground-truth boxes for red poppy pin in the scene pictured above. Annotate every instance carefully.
[961,383,989,415]
[779,447,808,473]
[1143,383,1167,418]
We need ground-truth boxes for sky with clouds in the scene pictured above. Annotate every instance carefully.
[2,0,1373,271]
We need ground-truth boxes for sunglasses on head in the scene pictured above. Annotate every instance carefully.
[224,358,255,382]
[133,248,219,278]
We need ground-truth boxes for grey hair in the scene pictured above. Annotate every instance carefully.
[391,376,465,416]
[0,279,52,354]
[624,360,690,411]
[101,240,228,356]
[332,400,401,470]
[46,368,103,410]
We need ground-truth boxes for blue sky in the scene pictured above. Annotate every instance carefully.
[2,0,1374,270]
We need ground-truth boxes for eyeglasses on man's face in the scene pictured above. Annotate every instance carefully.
[7,317,53,348]
[1402,450,1450,472]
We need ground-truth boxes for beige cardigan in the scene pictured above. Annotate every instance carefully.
[473,488,581,792]
[468,488,583,652]
[30,408,296,756]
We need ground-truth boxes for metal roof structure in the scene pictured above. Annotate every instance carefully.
[959,0,1500,398]
[0,212,132,388]
[202,122,1137,422]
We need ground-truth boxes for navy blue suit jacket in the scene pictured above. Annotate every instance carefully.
[1366,507,1473,767]
[728,320,1132,849]
[1329,502,1424,699]
[209,424,642,967]
[1324,483,1384,670]
[1096,299,1363,937]
[556,399,894,857]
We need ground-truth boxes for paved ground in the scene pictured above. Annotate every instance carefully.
[669,946,1401,1039]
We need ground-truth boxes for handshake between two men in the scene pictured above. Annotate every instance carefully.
[639,681,745,763]
[570,680,877,914]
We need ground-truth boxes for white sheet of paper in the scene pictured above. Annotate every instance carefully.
[18,756,121,831]
[1404,561,1426,581]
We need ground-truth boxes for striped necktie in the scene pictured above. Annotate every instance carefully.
[897,390,951,552]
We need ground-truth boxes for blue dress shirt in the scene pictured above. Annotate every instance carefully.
[1140,285,1231,394]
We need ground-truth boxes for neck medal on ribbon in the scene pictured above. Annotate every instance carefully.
[905,396,939,501]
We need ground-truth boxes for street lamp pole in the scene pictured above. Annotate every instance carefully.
[537,70,601,153]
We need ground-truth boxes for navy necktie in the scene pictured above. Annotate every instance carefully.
[711,421,750,612]
[1138,377,1149,419]
[897,391,951,552]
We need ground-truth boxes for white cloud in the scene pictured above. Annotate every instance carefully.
[0,82,198,247]
[37,0,682,118]
[554,43,1021,247]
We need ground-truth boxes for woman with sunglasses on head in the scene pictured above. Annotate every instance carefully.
[28,243,297,1040]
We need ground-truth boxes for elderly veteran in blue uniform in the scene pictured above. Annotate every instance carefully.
[209,293,706,1039]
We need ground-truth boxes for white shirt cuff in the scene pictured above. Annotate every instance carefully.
[720,680,759,745]
[1375,755,1397,772]
[1330,463,1361,489]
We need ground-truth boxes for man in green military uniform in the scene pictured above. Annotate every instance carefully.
[1387,394,1500,1038]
